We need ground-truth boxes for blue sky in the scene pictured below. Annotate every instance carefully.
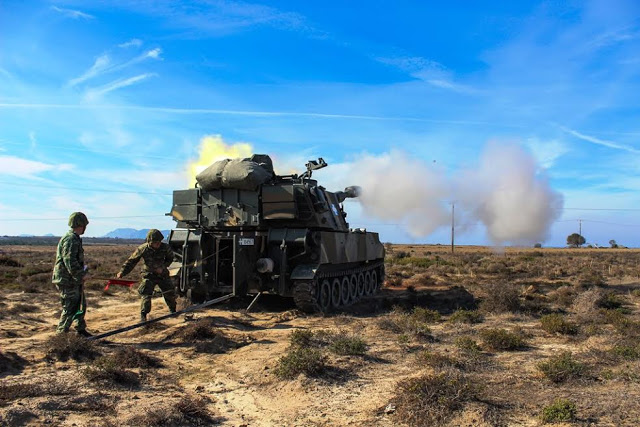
[1,0,640,247]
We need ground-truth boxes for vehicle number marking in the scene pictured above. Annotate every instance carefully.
[239,238,255,246]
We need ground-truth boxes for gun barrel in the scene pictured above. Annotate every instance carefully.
[335,186,361,203]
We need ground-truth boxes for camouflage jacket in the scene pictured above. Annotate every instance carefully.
[119,242,174,278]
[52,230,85,287]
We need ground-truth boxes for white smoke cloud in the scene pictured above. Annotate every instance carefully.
[455,143,563,245]
[339,143,563,245]
[348,150,452,237]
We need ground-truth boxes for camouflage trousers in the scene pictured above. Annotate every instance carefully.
[56,284,87,333]
[138,276,176,315]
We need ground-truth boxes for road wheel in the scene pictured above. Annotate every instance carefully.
[331,278,341,309]
[341,276,350,306]
[349,274,358,301]
[319,279,331,312]
[364,271,373,296]
[357,272,365,297]
[371,270,379,294]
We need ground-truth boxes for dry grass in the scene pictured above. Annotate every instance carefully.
[3,243,640,425]
[126,395,218,426]
[275,347,327,379]
[480,328,527,351]
[83,356,141,388]
[479,282,522,313]
[540,313,578,335]
[0,381,72,404]
[537,352,588,383]
[392,370,479,426]
[45,333,100,361]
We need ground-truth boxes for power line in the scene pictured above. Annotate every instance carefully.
[0,181,172,196]
[0,215,167,222]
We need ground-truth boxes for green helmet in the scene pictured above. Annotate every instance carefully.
[146,229,164,243]
[68,212,89,228]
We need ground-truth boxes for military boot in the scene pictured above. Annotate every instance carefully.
[77,330,93,338]
[140,313,147,323]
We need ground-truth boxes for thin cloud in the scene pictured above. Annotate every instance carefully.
[377,55,480,94]
[67,48,161,87]
[51,6,94,20]
[67,54,111,87]
[0,155,73,179]
[0,102,523,127]
[119,38,143,48]
[525,138,569,169]
[84,73,157,100]
[560,126,640,154]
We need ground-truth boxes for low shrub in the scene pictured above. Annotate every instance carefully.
[410,307,441,323]
[597,292,624,310]
[0,382,70,404]
[275,347,326,379]
[454,336,482,354]
[378,311,433,341]
[84,357,140,388]
[610,343,640,360]
[393,371,478,426]
[540,314,578,335]
[127,394,216,426]
[328,336,368,356]
[111,347,162,369]
[415,351,460,369]
[577,269,606,287]
[540,399,577,423]
[537,352,586,383]
[479,282,521,313]
[45,333,100,361]
[0,256,23,267]
[176,318,218,340]
[448,309,483,324]
[289,329,315,348]
[548,286,576,307]
[480,329,526,351]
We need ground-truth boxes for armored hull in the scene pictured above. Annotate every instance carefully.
[168,156,385,312]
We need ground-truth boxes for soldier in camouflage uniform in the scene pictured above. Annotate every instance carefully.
[117,229,176,322]
[52,212,92,336]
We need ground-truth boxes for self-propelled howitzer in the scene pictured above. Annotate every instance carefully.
[167,155,385,312]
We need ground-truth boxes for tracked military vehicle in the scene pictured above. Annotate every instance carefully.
[167,154,385,312]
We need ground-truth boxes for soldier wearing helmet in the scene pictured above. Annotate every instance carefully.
[52,212,92,336]
[117,229,176,322]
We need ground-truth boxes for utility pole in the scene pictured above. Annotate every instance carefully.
[451,202,455,254]
[579,219,582,237]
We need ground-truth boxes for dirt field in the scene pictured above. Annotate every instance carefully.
[1,244,640,426]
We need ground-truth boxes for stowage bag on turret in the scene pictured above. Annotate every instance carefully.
[195,159,230,190]
[196,155,273,191]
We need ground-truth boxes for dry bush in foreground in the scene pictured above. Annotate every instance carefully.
[110,346,162,369]
[479,282,521,313]
[0,381,71,404]
[126,395,218,426]
[45,333,100,361]
[415,351,462,370]
[377,307,436,341]
[392,370,479,426]
[175,318,242,353]
[84,356,140,388]
[275,347,326,379]
[448,308,483,324]
[540,314,578,335]
[480,328,527,351]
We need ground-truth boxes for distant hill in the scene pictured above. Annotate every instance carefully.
[102,228,171,240]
